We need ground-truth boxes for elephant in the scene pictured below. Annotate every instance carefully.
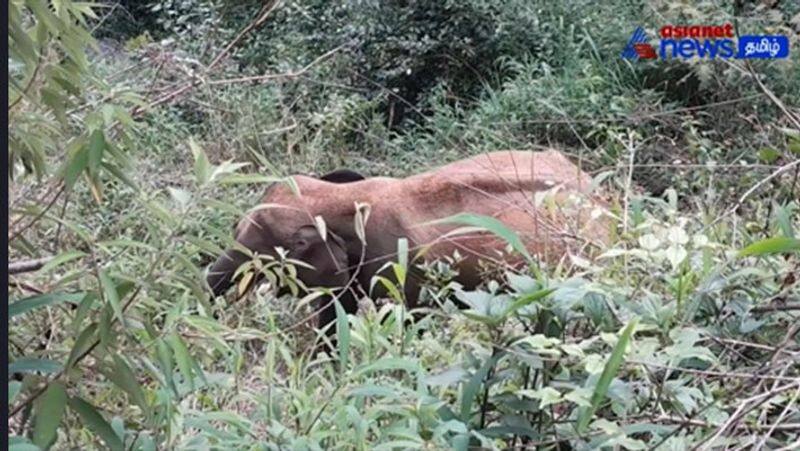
[206,150,611,346]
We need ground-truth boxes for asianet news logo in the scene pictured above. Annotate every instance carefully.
[622,24,790,60]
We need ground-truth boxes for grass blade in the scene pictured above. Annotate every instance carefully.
[9,292,86,318]
[427,213,532,261]
[99,271,124,326]
[738,236,800,257]
[167,334,196,391]
[335,300,351,370]
[576,318,638,433]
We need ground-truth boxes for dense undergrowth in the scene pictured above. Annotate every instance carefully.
[7,0,800,449]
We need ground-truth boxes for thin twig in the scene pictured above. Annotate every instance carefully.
[206,1,279,71]
[744,61,800,130]
[9,53,43,111]
[8,184,66,242]
[639,415,800,432]
[491,94,764,126]
[207,43,349,86]
[697,381,800,450]
[630,360,798,382]
[708,159,800,228]
[751,303,800,314]
[132,1,281,117]
[756,384,800,449]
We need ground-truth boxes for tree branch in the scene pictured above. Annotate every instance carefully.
[8,257,54,275]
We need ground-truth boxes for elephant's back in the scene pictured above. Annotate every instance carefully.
[419,150,594,193]
[393,149,611,263]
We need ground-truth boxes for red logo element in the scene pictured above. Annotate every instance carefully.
[659,24,734,39]
[634,43,657,59]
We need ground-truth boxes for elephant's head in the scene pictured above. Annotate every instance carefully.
[205,221,350,298]
[206,169,365,300]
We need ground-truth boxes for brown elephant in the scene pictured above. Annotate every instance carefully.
[207,150,611,343]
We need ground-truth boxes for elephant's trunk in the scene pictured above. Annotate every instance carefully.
[206,248,248,296]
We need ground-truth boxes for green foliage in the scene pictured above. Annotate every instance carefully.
[8,1,139,182]
[576,319,638,434]
[32,383,67,449]
[430,212,534,263]
[738,236,800,257]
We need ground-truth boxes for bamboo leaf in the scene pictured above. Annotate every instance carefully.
[66,323,98,369]
[9,292,86,318]
[9,358,62,375]
[503,288,555,317]
[576,318,638,433]
[189,138,211,185]
[87,129,106,174]
[99,271,124,326]
[8,440,41,451]
[459,351,501,421]
[166,334,195,391]
[354,358,421,377]
[156,339,178,396]
[335,300,351,369]
[738,236,800,257]
[61,143,89,189]
[38,251,86,274]
[67,397,124,451]
[104,355,148,414]
[9,381,22,405]
[33,383,67,449]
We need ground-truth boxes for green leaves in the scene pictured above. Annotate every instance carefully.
[428,213,532,261]
[459,351,501,421]
[454,286,553,327]
[155,339,178,396]
[33,383,67,449]
[576,319,638,433]
[190,138,212,185]
[738,236,800,257]
[38,251,87,274]
[757,147,780,163]
[60,128,108,199]
[9,358,63,375]
[354,358,422,377]
[99,271,125,326]
[67,397,124,451]
[66,324,98,369]
[103,355,149,415]
[9,292,86,318]
[62,139,90,189]
[87,129,106,175]
[9,381,22,405]
[335,300,351,369]
[189,137,249,186]
[503,287,555,318]
[166,334,197,391]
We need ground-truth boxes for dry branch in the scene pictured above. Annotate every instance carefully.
[207,43,350,86]
[751,303,800,314]
[8,257,54,275]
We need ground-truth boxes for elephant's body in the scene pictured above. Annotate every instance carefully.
[208,150,611,341]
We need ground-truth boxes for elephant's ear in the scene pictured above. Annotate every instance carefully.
[318,169,365,184]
